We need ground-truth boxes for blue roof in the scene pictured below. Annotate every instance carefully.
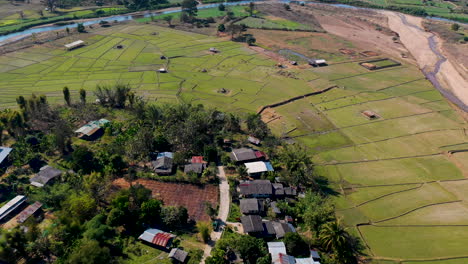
[157,152,173,159]
[0,147,12,165]
[265,162,274,171]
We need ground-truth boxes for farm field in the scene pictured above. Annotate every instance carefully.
[0,20,467,263]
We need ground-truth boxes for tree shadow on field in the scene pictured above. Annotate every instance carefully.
[315,176,340,196]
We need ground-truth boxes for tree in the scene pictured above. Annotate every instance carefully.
[71,145,98,174]
[234,235,269,264]
[63,86,71,106]
[77,23,85,33]
[79,88,86,104]
[227,24,243,40]
[245,2,255,16]
[61,192,97,223]
[280,144,316,187]
[163,15,173,26]
[41,0,57,12]
[161,206,189,229]
[206,248,229,264]
[67,239,111,264]
[245,113,269,139]
[218,23,226,32]
[299,191,335,232]
[181,0,198,22]
[246,35,256,46]
[140,199,162,223]
[451,23,460,31]
[319,220,360,264]
[205,202,217,220]
[218,3,225,11]
[196,221,212,243]
[284,232,309,257]
[16,95,26,109]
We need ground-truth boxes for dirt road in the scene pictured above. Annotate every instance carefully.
[385,11,468,112]
[200,166,230,264]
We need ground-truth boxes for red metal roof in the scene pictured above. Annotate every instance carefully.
[152,232,173,247]
[191,156,206,164]
[17,201,42,223]
[255,151,266,159]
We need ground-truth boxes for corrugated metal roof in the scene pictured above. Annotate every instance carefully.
[191,156,206,164]
[0,195,26,221]
[16,201,42,223]
[245,161,274,174]
[157,152,173,159]
[65,40,85,49]
[138,229,175,248]
[268,242,287,264]
[0,147,12,165]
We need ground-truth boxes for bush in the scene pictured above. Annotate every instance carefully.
[451,23,460,31]
[218,23,226,32]
[77,23,85,33]
[218,3,225,11]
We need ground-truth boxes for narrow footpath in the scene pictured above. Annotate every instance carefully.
[200,166,230,264]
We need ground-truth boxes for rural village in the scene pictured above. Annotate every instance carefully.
[0,0,467,263]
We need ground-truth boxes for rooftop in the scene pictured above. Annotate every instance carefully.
[245,161,274,174]
[30,166,62,187]
[240,198,260,214]
[239,180,273,196]
[138,228,176,248]
[184,163,206,174]
[169,248,188,263]
[16,201,42,223]
[241,215,263,233]
[0,195,27,221]
[231,148,257,162]
[0,147,12,165]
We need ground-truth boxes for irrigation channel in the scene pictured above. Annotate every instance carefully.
[1,0,467,46]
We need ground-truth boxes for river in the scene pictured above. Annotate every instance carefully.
[0,0,466,46]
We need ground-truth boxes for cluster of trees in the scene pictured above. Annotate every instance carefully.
[206,229,270,264]
[276,191,364,264]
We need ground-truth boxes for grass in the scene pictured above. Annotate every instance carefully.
[235,16,313,31]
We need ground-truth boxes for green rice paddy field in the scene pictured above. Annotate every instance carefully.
[0,23,468,263]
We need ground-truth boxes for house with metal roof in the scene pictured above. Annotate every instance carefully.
[245,161,274,176]
[230,148,258,163]
[191,156,206,164]
[16,201,43,223]
[138,228,176,249]
[241,215,263,234]
[0,195,27,222]
[0,147,12,167]
[268,242,287,264]
[268,242,321,264]
[240,198,263,215]
[157,152,174,159]
[75,119,110,140]
[184,163,206,175]
[239,180,273,198]
[65,40,85,50]
[30,165,62,187]
[152,156,173,175]
[169,248,188,263]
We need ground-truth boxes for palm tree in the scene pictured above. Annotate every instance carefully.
[319,219,349,253]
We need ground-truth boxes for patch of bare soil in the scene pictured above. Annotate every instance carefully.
[296,3,412,62]
[113,178,219,222]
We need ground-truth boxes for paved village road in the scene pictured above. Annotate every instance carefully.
[200,166,230,264]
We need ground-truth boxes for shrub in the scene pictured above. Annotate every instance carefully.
[77,23,85,33]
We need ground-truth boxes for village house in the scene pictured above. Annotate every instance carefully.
[230,148,266,163]
[152,156,174,175]
[138,228,176,249]
[244,161,274,177]
[240,198,264,215]
[30,165,62,187]
[16,201,43,223]
[65,40,85,50]
[184,163,206,175]
[168,248,189,263]
[239,180,273,198]
[248,135,261,145]
[268,242,322,264]
[74,119,110,140]
[0,146,12,167]
[0,195,27,223]
[241,215,264,235]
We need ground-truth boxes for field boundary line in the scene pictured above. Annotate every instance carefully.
[372,200,462,224]
[329,65,408,81]
[257,85,337,114]
[338,183,424,210]
[316,153,441,166]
